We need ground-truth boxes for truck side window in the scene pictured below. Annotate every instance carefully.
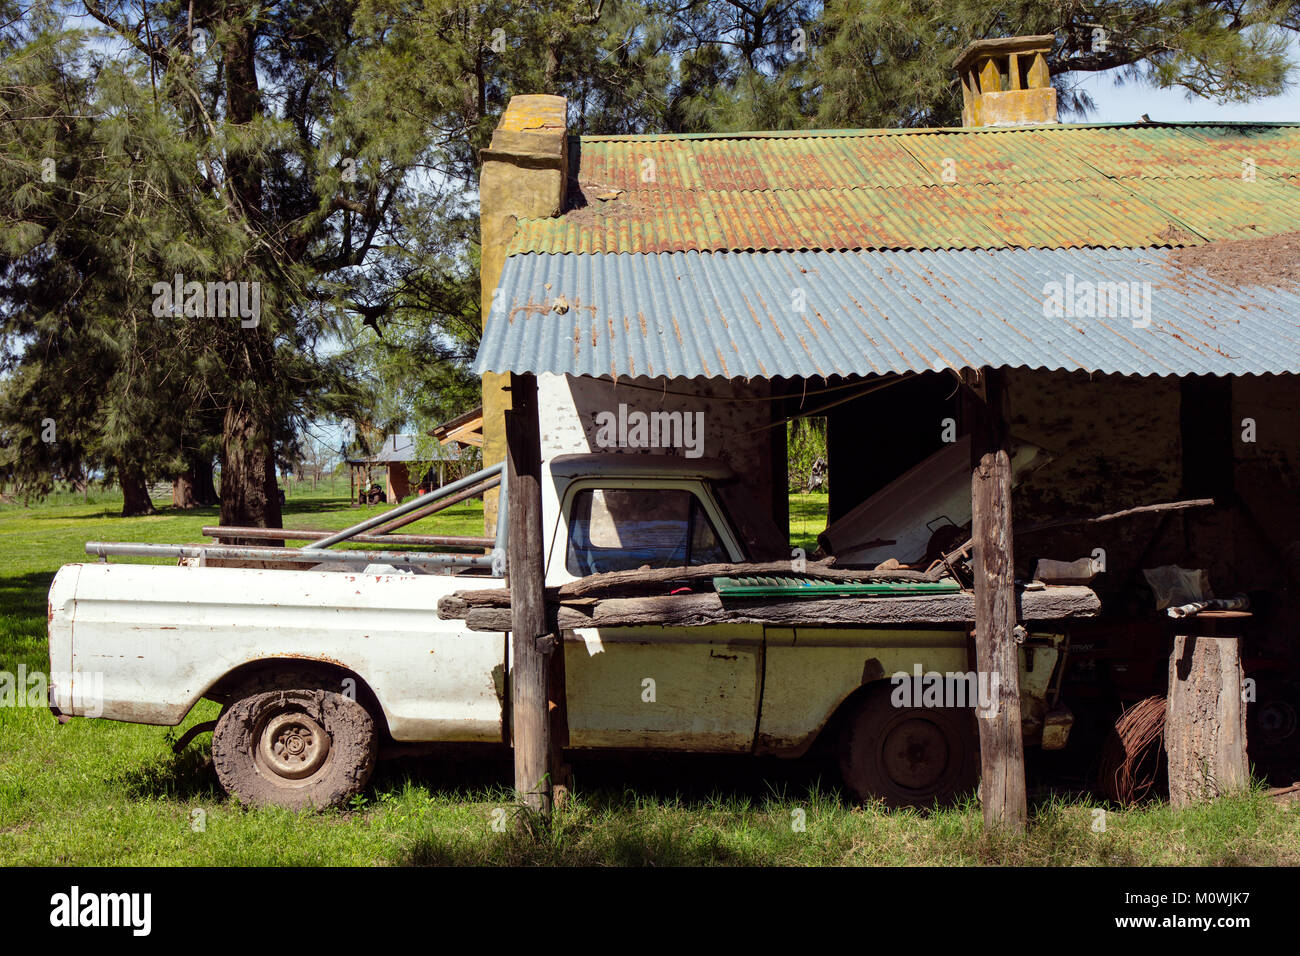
[566,488,729,576]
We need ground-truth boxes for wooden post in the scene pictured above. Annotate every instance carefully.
[504,373,563,818]
[965,367,1028,831]
[1166,612,1250,807]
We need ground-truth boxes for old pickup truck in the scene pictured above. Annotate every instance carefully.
[47,453,1095,810]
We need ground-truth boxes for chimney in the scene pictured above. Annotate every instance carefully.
[477,94,568,535]
[953,35,1057,127]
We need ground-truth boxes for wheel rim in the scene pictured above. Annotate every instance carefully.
[258,711,331,780]
[880,716,952,793]
[1257,699,1297,743]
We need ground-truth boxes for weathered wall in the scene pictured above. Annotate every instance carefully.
[537,373,774,513]
[1233,375,1300,582]
[1006,370,1300,646]
[1007,370,1183,526]
[386,463,410,504]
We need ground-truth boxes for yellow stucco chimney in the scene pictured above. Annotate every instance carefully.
[953,35,1057,127]
[478,94,568,534]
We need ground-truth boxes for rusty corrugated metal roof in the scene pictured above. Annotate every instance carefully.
[510,178,1300,253]
[475,247,1300,379]
[508,123,1300,255]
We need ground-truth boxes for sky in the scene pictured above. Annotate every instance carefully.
[1074,37,1300,124]
[1082,77,1299,124]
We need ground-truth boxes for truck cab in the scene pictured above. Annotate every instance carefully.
[541,453,786,585]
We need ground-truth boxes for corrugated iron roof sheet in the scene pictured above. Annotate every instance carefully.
[347,434,445,464]
[474,248,1300,379]
[513,123,1300,255]
[510,177,1300,254]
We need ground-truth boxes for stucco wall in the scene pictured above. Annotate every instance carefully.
[1006,370,1300,627]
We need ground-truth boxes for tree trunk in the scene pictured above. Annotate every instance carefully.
[119,464,156,517]
[219,403,282,542]
[191,454,219,506]
[172,455,218,508]
[172,470,198,509]
[214,4,278,541]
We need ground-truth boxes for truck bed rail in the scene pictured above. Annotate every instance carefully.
[84,541,495,568]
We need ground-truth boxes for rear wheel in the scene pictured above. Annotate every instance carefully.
[838,685,979,808]
[212,679,377,810]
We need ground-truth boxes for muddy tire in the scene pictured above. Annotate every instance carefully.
[212,680,377,811]
[838,685,979,808]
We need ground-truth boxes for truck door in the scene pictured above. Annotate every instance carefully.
[555,484,762,752]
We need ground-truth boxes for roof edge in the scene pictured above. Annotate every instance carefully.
[577,120,1300,143]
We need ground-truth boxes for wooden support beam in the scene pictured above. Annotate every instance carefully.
[965,367,1028,831]
[504,373,565,819]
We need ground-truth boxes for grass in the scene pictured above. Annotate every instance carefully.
[789,491,829,553]
[2,486,1297,865]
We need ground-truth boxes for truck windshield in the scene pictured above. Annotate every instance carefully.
[565,488,729,576]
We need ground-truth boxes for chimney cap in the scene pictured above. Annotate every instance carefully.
[953,34,1055,72]
[496,94,567,133]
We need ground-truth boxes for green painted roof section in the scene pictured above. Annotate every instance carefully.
[713,576,961,598]
[508,123,1300,254]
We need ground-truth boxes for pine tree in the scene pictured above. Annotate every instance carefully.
[3,0,1295,524]
[809,0,1297,129]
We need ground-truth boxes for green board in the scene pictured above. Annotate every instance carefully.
[712,575,960,598]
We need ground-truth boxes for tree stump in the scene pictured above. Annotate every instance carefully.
[1166,613,1250,807]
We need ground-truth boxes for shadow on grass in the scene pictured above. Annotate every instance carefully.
[403,815,767,866]
[19,504,223,522]
[16,498,354,522]
[280,498,362,518]
[379,745,846,864]
[0,570,60,624]
[119,743,223,802]
[373,744,847,810]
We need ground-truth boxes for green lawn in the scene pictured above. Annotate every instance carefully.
[1,487,1296,865]
[789,492,829,554]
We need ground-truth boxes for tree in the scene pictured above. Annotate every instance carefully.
[3,0,378,524]
[4,0,1295,526]
[809,0,1297,129]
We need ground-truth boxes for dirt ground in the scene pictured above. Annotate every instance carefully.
[1169,230,1300,288]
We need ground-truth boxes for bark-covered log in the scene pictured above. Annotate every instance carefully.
[557,560,938,598]
[454,588,512,608]
[437,594,472,619]
[448,586,1100,631]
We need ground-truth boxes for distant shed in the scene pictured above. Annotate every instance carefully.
[431,406,484,449]
[345,434,462,504]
